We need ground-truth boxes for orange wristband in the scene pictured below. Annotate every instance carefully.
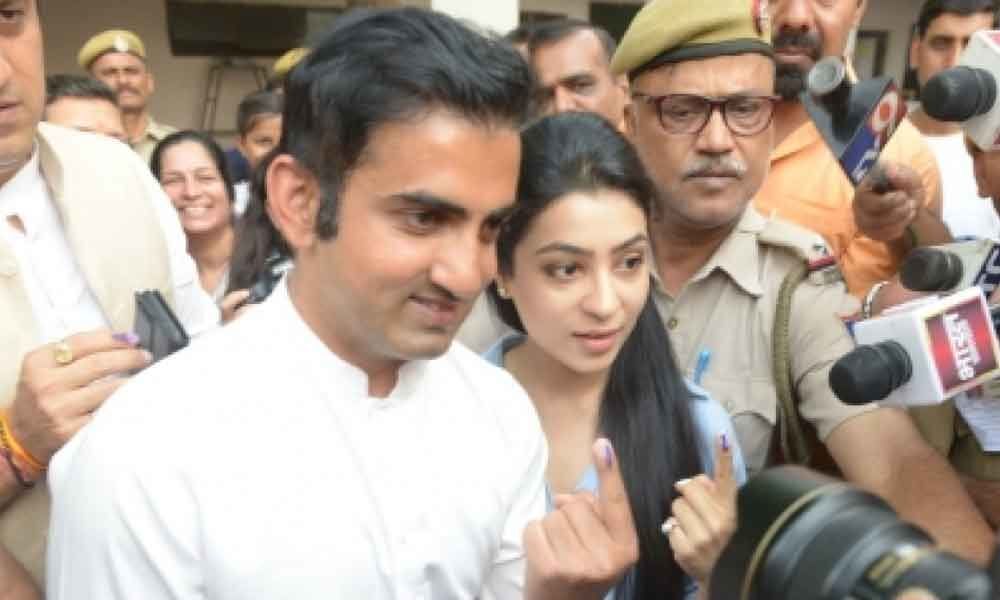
[0,410,45,473]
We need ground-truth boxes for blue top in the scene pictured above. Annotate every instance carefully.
[483,333,747,600]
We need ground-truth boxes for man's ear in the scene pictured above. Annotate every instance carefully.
[623,100,638,140]
[266,154,321,252]
[853,0,869,29]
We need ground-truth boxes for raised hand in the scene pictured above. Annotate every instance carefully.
[523,438,639,600]
[662,434,738,586]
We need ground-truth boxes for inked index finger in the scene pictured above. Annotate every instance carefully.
[593,438,636,546]
[712,433,737,497]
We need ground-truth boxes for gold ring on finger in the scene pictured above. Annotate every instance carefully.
[53,341,74,366]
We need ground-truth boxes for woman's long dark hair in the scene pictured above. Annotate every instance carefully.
[487,112,703,600]
[227,151,290,292]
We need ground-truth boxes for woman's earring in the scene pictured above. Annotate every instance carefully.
[496,282,510,299]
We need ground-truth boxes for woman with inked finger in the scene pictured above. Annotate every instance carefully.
[484,112,747,600]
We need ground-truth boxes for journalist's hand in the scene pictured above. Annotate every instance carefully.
[523,439,639,600]
[664,434,738,586]
[9,329,151,464]
[854,163,924,242]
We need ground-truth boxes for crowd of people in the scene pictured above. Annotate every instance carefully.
[1,0,999,598]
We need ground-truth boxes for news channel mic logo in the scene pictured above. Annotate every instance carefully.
[841,83,906,186]
[924,295,1000,395]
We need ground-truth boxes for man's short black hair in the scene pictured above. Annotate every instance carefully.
[526,18,617,62]
[44,74,117,107]
[916,0,999,37]
[276,7,532,240]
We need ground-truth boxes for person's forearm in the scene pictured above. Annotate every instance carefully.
[961,476,1000,530]
[883,446,993,565]
[888,207,952,258]
[0,545,39,600]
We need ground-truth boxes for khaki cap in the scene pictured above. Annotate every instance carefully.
[78,29,146,70]
[271,48,310,83]
[611,0,773,79]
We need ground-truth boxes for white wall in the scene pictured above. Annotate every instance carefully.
[860,0,920,87]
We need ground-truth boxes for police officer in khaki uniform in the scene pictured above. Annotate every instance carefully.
[78,29,177,163]
[614,0,995,564]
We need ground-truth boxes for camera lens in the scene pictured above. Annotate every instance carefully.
[710,466,992,600]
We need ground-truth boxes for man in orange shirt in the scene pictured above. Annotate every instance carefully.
[758,0,952,299]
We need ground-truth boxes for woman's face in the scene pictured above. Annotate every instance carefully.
[159,140,232,236]
[238,114,281,170]
[501,188,650,375]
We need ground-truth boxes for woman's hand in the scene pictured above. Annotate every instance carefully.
[662,434,738,587]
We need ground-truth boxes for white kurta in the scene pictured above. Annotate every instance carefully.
[45,278,547,600]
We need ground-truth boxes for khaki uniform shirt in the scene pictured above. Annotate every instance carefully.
[653,207,876,475]
[130,116,177,165]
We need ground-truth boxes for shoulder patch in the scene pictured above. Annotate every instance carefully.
[757,215,844,285]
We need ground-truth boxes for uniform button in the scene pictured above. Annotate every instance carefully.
[0,259,16,277]
[667,317,679,330]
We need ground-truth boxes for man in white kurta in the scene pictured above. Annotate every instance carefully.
[46,279,547,599]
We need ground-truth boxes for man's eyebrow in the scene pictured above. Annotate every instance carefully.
[389,192,468,218]
[485,204,517,227]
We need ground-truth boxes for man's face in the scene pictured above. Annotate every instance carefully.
[0,0,44,183]
[89,52,154,113]
[531,29,627,126]
[627,53,776,231]
[289,110,521,370]
[968,142,1000,213]
[770,0,867,99]
[911,12,995,90]
[44,97,126,142]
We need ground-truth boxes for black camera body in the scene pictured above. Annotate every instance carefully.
[711,466,995,600]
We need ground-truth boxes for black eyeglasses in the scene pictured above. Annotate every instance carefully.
[631,93,781,136]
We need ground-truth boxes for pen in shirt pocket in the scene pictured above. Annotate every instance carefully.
[693,349,712,385]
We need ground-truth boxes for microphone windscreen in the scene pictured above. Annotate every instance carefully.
[923,66,997,122]
[829,342,912,404]
[900,248,964,292]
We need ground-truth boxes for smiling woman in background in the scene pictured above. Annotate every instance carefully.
[151,130,249,320]
[484,112,746,600]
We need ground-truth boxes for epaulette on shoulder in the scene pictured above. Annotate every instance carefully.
[757,215,844,286]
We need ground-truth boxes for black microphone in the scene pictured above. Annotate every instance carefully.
[829,341,913,405]
[801,56,907,186]
[919,30,1000,152]
[923,66,997,122]
[899,239,1000,297]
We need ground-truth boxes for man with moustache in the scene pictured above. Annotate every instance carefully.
[0,1,219,597]
[78,30,176,162]
[613,0,995,564]
[757,0,951,300]
[526,19,629,130]
[46,9,638,599]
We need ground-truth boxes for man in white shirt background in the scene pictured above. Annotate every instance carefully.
[908,0,1000,240]
[46,8,638,600]
[0,1,219,596]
